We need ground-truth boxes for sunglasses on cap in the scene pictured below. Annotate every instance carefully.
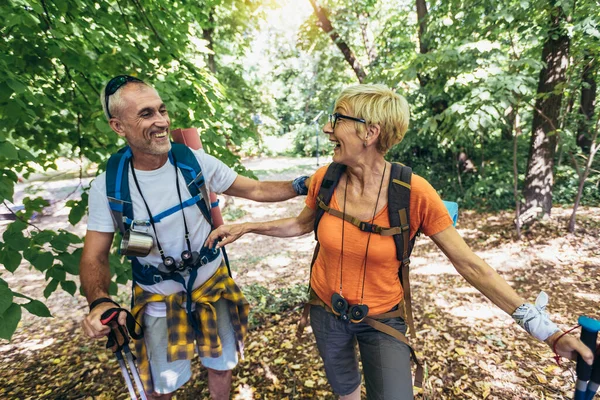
[104,75,144,118]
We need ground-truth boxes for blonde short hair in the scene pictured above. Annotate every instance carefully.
[334,84,410,154]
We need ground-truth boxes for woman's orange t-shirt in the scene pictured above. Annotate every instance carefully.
[306,165,453,315]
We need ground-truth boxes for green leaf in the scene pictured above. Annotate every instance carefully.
[43,279,59,299]
[57,250,80,275]
[0,303,22,340]
[50,233,72,251]
[0,175,15,202]
[22,300,52,318]
[3,230,29,251]
[46,266,66,282]
[31,230,56,245]
[109,281,119,296]
[67,194,88,225]
[30,2,44,14]
[0,284,13,315]
[61,280,77,296]
[0,141,19,160]
[33,252,55,271]
[57,230,82,244]
[0,250,22,273]
[6,80,27,95]
[23,247,39,263]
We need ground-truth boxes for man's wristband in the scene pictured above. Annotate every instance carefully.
[89,297,120,312]
[292,175,309,196]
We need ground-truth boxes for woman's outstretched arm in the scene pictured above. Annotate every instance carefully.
[431,225,594,365]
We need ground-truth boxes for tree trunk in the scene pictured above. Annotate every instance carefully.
[308,0,367,82]
[512,107,522,240]
[202,11,216,73]
[416,0,428,55]
[416,0,428,87]
[568,117,599,232]
[502,105,516,142]
[358,13,377,64]
[522,4,569,218]
[577,54,597,153]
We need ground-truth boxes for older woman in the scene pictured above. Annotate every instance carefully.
[206,84,592,400]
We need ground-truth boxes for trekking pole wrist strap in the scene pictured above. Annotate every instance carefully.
[89,297,120,312]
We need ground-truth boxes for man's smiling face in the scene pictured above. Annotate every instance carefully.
[114,84,171,157]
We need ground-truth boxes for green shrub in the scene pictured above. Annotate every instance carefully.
[243,283,308,328]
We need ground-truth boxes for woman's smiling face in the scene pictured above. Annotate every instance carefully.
[323,110,367,164]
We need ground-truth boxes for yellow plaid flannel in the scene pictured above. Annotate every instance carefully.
[130,262,249,394]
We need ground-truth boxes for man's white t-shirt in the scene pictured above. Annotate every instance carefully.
[87,147,238,317]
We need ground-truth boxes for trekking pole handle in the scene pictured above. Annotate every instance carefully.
[100,310,119,325]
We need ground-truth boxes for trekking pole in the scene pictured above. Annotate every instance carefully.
[123,345,148,400]
[587,353,600,400]
[101,308,147,400]
[115,346,138,400]
[574,316,600,400]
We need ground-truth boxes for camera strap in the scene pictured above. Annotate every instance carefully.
[129,153,192,264]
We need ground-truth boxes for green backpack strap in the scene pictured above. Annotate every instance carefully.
[388,163,413,263]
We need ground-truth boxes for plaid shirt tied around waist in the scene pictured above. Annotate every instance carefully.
[131,261,249,393]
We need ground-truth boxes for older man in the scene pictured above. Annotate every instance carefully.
[80,75,309,399]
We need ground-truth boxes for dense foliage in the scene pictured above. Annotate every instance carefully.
[0,0,269,340]
[264,0,600,210]
[0,0,598,340]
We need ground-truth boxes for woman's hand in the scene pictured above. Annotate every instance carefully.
[205,223,248,249]
[546,331,595,365]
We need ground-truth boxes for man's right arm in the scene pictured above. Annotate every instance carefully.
[80,230,122,339]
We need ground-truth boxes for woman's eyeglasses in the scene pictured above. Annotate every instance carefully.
[329,113,366,129]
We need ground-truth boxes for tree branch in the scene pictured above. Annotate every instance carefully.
[40,0,53,30]
[308,0,367,82]
[115,0,131,34]
[2,201,43,232]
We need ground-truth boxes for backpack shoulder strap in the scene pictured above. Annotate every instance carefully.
[388,162,418,337]
[106,146,133,235]
[169,143,213,226]
[388,163,413,263]
[314,162,346,240]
